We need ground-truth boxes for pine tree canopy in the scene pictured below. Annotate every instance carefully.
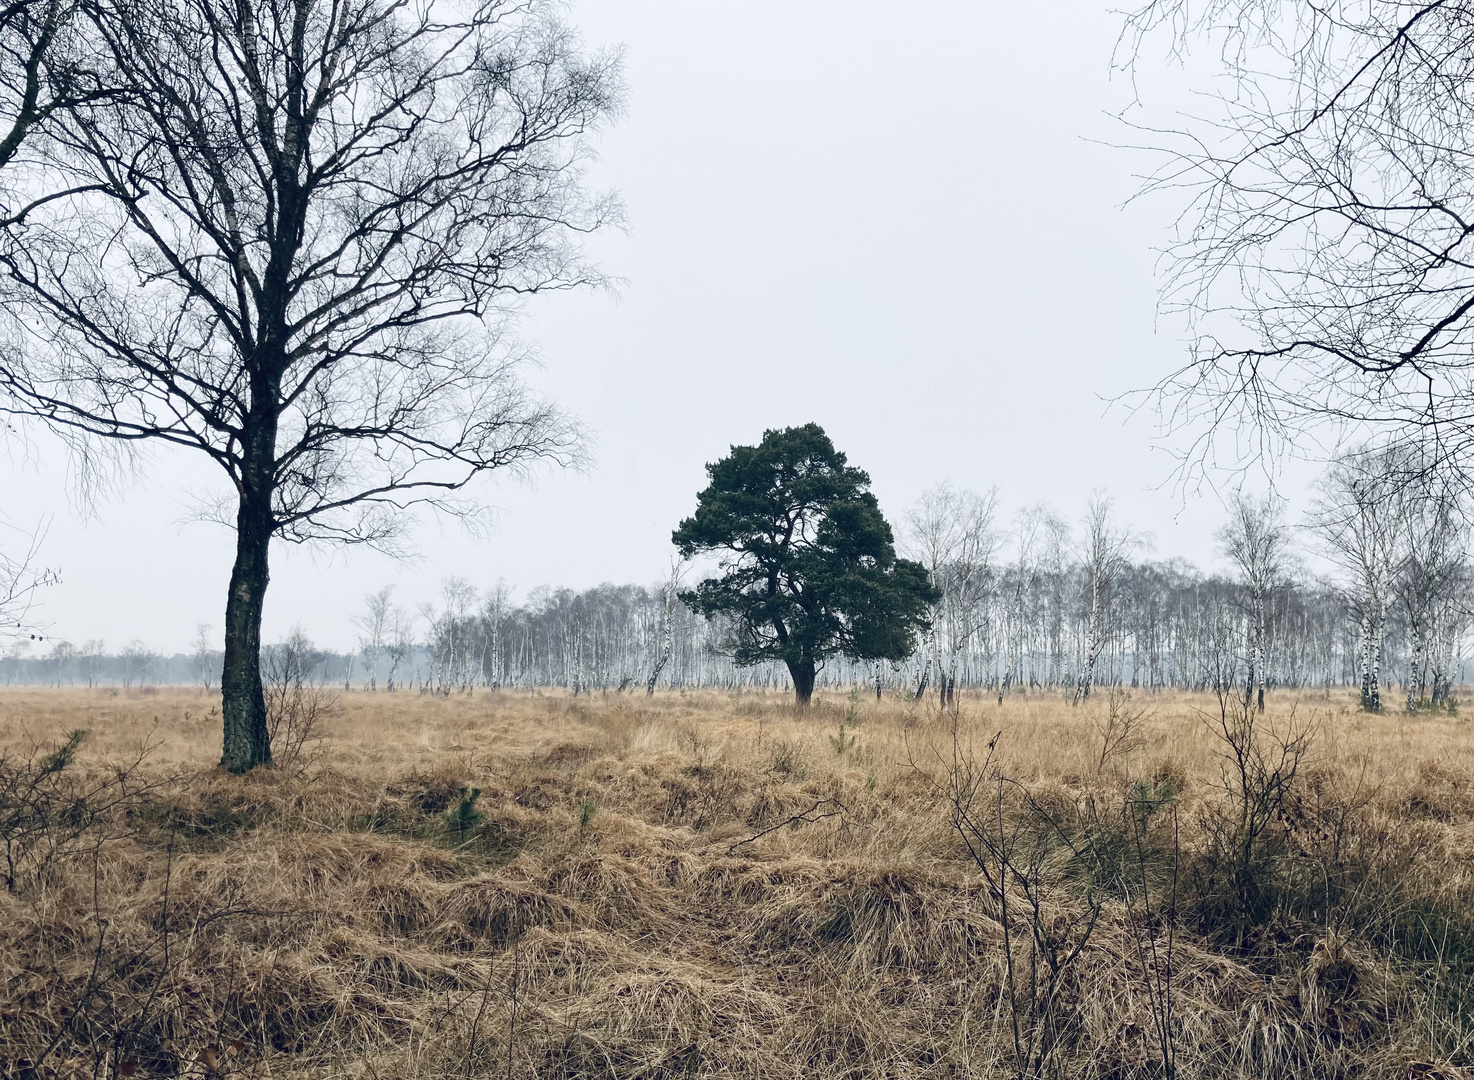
[672,423,937,703]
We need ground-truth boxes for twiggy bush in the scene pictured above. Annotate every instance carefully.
[262,629,334,772]
[0,729,156,894]
[1190,688,1313,944]
[921,721,1118,1080]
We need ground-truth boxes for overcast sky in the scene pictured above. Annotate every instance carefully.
[3,1,1323,654]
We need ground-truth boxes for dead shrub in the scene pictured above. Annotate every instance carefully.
[0,728,158,893]
[262,627,334,773]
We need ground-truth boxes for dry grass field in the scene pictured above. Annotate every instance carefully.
[2,684,1473,1079]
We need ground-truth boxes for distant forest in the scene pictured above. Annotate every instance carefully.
[3,554,1462,700]
[10,439,1469,708]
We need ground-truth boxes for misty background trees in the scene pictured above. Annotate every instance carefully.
[9,447,1472,710]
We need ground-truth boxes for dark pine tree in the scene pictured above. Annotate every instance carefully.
[672,423,937,706]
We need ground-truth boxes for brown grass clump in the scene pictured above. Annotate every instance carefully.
[1,685,1473,1078]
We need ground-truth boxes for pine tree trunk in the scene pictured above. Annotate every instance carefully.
[788,657,816,707]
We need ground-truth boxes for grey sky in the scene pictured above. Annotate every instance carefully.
[3,1,1311,654]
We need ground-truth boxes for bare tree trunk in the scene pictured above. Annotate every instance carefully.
[646,620,672,697]
[1408,621,1426,712]
[220,485,273,773]
[914,634,932,701]
[647,574,677,696]
[1075,633,1099,705]
[1359,611,1374,711]
[1369,609,1384,712]
[1249,600,1266,713]
[1074,575,1104,706]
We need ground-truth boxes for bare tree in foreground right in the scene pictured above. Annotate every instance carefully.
[1122,3,1474,492]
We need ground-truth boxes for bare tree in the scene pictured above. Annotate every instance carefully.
[118,639,153,688]
[1393,472,1471,710]
[354,586,393,691]
[1074,495,1145,705]
[424,577,478,694]
[479,580,512,689]
[78,636,102,687]
[1217,491,1291,712]
[41,637,70,684]
[1006,504,1069,694]
[1122,2,1474,485]
[1308,449,1405,712]
[189,623,217,692]
[645,557,686,696]
[385,604,415,694]
[0,0,619,770]
[906,484,1000,707]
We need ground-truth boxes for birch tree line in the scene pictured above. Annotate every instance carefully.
[365,450,1474,706]
[8,451,1471,705]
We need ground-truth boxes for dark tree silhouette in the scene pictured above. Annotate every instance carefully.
[0,0,110,184]
[672,423,937,707]
[0,0,620,770]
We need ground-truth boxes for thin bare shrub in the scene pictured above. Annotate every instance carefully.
[1192,685,1314,942]
[1118,784,1181,1079]
[0,728,157,894]
[262,627,334,772]
[919,720,1111,1080]
[1092,687,1149,776]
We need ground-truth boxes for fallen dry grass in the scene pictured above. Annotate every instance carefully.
[1,685,1472,1079]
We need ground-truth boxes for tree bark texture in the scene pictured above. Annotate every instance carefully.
[788,658,816,707]
[220,494,273,773]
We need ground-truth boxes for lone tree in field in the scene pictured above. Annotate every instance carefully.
[0,0,620,771]
[672,424,936,707]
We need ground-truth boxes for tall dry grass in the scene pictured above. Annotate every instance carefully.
[1,684,1471,1078]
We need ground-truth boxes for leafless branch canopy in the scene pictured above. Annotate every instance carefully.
[1123,2,1474,481]
[0,0,618,544]
[0,517,56,640]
